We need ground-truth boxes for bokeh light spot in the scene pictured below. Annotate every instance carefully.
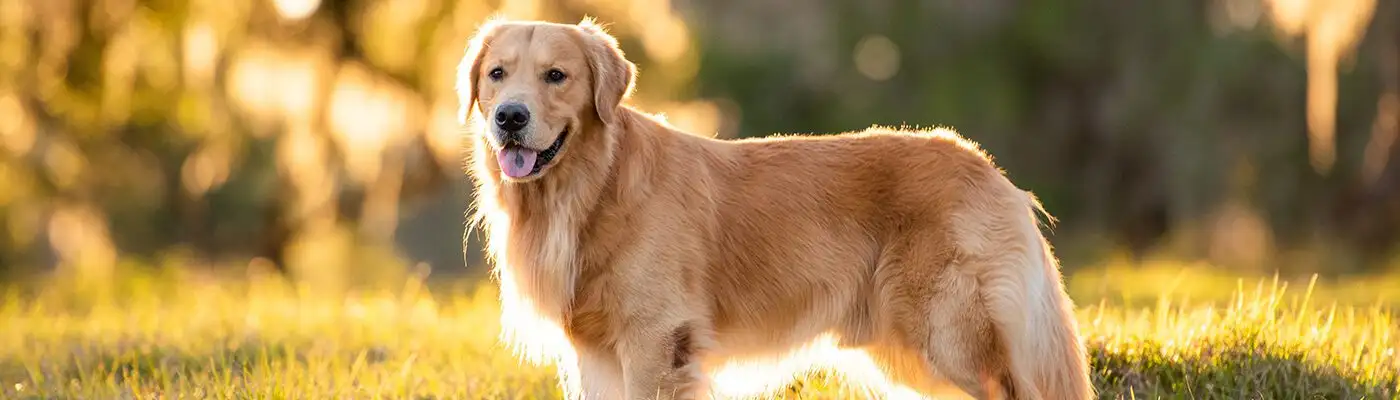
[853,35,900,81]
[273,0,321,21]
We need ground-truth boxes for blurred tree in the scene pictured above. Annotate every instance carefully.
[685,0,1397,272]
[0,0,1395,283]
[0,0,709,285]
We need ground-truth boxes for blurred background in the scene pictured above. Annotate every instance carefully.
[0,0,1396,293]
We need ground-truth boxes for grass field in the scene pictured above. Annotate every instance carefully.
[1,261,1397,399]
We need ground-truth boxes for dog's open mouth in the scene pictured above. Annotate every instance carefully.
[496,128,568,179]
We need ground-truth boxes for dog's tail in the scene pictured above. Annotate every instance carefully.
[984,191,1094,400]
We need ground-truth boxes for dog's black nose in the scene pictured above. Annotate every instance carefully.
[494,103,530,133]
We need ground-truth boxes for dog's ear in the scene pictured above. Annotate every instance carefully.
[575,17,636,126]
[457,18,507,125]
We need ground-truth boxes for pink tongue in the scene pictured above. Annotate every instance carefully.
[497,147,539,178]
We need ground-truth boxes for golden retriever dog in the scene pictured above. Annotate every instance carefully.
[457,17,1093,400]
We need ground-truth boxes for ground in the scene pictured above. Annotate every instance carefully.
[1,261,1397,399]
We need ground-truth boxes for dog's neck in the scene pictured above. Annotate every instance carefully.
[468,111,628,357]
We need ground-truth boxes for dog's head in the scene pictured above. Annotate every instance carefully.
[458,18,636,182]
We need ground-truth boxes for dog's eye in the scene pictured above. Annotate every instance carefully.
[545,69,567,84]
[488,67,505,81]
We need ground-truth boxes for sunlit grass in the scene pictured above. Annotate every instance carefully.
[0,266,558,399]
[1080,274,1399,399]
[1068,259,1400,309]
[0,263,1397,399]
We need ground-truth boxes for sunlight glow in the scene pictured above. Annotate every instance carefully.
[182,21,219,86]
[226,43,329,131]
[654,101,724,138]
[42,141,85,190]
[426,101,466,163]
[499,0,542,20]
[273,0,321,21]
[46,203,117,279]
[640,15,690,63]
[360,0,430,75]
[275,124,335,227]
[181,141,233,196]
[327,63,420,184]
[493,268,585,398]
[709,333,921,400]
[0,93,33,154]
[1263,0,1378,174]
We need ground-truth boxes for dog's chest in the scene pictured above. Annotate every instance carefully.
[562,286,614,346]
[493,188,643,348]
[489,212,582,325]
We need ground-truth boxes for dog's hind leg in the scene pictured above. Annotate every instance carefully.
[874,228,1016,400]
[918,264,1017,400]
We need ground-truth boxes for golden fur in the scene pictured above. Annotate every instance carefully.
[457,17,1094,400]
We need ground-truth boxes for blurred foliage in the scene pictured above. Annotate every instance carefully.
[687,0,1400,273]
[0,0,1398,285]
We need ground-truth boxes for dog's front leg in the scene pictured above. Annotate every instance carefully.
[575,345,625,400]
[618,321,706,400]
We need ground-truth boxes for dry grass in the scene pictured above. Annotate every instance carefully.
[0,263,1397,399]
